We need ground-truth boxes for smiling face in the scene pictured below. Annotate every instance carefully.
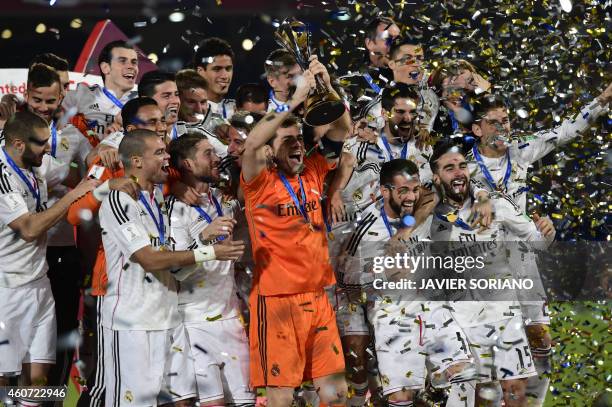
[386,96,418,143]
[197,55,233,102]
[186,139,221,183]
[151,81,180,126]
[138,136,170,184]
[433,151,470,205]
[25,82,62,124]
[381,173,421,217]
[125,104,167,139]
[100,47,139,92]
[472,107,511,152]
[272,125,304,176]
[388,44,425,85]
[179,86,209,123]
[19,126,51,168]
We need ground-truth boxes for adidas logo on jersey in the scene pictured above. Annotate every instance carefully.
[88,103,100,111]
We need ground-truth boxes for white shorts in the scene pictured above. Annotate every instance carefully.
[463,315,538,382]
[184,317,255,404]
[369,302,472,395]
[0,277,56,376]
[521,301,551,325]
[332,289,370,337]
[103,325,197,406]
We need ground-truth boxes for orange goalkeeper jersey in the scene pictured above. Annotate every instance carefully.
[240,151,336,296]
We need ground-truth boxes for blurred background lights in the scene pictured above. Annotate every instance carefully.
[168,12,185,23]
[242,38,254,51]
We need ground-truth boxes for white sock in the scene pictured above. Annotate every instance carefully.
[446,381,476,407]
[387,400,413,407]
[347,380,368,407]
[300,384,320,407]
[526,357,551,406]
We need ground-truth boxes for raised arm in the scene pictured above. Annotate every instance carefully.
[241,70,315,182]
[9,179,99,242]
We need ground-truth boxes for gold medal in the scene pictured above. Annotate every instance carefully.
[327,231,335,241]
[352,188,363,201]
[159,245,169,252]
[130,175,139,183]
[446,213,458,223]
[308,223,315,232]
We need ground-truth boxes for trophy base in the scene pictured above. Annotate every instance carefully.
[303,99,346,127]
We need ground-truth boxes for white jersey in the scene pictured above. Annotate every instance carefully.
[338,200,430,289]
[99,188,181,331]
[47,124,92,246]
[430,196,548,327]
[378,133,433,183]
[208,98,236,120]
[467,98,609,211]
[62,83,137,142]
[268,92,289,113]
[339,137,385,219]
[166,188,242,323]
[0,150,49,288]
[0,126,70,190]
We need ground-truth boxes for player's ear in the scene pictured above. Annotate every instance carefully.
[183,158,194,172]
[132,155,143,169]
[100,62,111,77]
[472,121,482,138]
[380,184,391,201]
[267,74,276,89]
[196,66,205,76]
[432,173,440,187]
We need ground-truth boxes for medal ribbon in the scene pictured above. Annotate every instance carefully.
[3,148,41,210]
[472,145,511,191]
[139,191,165,245]
[279,172,311,227]
[102,87,125,109]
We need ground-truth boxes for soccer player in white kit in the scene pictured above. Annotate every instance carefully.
[24,63,94,389]
[166,133,255,406]
[338,159,473,406]
[429,140,556,407]
[98,129,244,406]
[467,87,611,405]
[0,111,97,396]
[264,49,302,113]
[193,37,236,120]
[61,40,139,143]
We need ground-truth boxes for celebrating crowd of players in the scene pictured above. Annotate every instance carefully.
[0,15,610,407]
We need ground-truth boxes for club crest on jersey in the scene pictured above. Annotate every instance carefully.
[88,103,100,112]
[61,137,70,151]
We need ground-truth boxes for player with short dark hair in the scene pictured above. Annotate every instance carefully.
[193,37,236,119]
